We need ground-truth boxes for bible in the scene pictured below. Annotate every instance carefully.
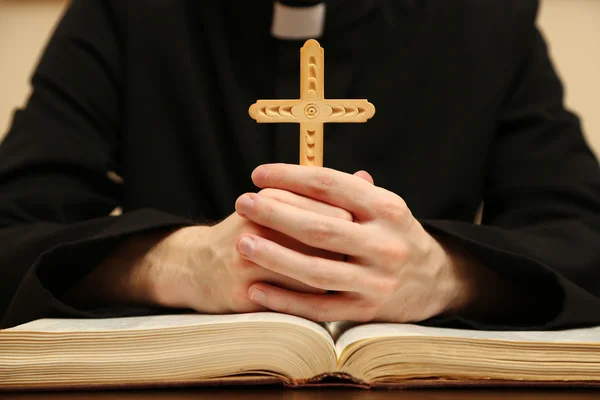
[2,312,600,391]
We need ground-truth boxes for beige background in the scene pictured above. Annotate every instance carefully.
[0,0,599,157]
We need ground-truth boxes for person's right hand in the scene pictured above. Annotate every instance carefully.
[64,186,359,314]
[153,187,356,314]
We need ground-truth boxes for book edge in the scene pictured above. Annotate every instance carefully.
[4,375,600,392]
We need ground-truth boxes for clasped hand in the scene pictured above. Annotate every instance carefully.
[231,164,468,323]
[67,164,504,323]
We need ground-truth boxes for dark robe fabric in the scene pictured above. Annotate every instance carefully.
[1,0,599,330]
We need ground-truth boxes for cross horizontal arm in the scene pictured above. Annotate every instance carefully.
[248,100,303,123]
[319,100,376,123]
[249,99,375,124]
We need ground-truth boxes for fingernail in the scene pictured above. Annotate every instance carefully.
[250,288,266,304]
[238,236,255,258]
[237,194,254,214]
[252,166,267,182]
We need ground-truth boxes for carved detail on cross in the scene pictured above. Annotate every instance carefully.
[249,40,376,167]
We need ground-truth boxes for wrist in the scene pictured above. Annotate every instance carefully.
[433,237,483,317]
[95,229,177,308]
[61,230,167,309]
[63,226,204,311]
[143,226,210,310]
[435,236,531,321]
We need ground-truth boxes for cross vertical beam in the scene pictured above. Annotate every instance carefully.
[300,40,325,166]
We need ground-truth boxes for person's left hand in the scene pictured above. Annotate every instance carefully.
[234,164,479,323]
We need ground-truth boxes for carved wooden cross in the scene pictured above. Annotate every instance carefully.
[249,39,376,166]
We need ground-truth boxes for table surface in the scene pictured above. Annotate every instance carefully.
[4,388,600,400]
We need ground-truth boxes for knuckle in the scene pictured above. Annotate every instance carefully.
[308,172,336,197]
[306,265,333,289]
[306,219,334,242]
[373,241,410,264]
[261,201,276,224]
[388,244,410,263]
[374,196,410,222]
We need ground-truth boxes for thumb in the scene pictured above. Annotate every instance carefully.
[354,170,374,185]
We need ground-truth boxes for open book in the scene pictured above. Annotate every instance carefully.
[2,312,600,390]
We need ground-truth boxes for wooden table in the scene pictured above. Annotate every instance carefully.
[4,388,600,400]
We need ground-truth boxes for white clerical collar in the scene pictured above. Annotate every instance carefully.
[271,1,326,40]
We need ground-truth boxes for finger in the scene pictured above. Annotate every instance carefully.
[230,213,343,262]
[353,170,374,185]
[251,164,387,221]
[258,188,353,222]
[259,226,346,262]
[236,193,366,256]
[237,234,367,292]
[247,283,375,323]
[250,266,327,295]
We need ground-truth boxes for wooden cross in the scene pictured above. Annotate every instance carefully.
[249,39,376,166]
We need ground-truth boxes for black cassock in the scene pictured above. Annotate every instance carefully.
[1,0,599,329]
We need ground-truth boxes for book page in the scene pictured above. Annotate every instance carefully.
[5,312,332,343]
[336,323,600,354]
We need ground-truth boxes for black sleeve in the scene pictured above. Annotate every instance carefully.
[0,0,194,329]
[421,6,600,330]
